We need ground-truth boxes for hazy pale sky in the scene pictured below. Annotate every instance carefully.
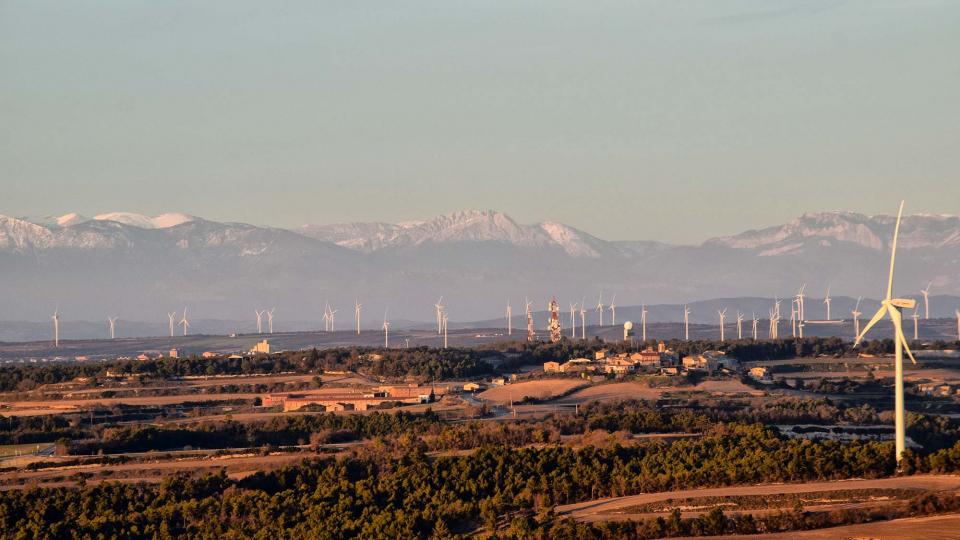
[2,1,958,243]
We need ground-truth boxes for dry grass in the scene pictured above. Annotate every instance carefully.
[478,379,586,404]
[675,512,960,539]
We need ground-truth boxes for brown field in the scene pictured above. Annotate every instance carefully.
[0,452,319,491]
[556,475,960,523]
[675,512,960,540]
[0,393,262,416]
[478,379,586,404]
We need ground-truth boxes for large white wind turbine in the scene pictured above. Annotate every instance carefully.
[736,311,744,340]
[506,301,512,336]
[179,308,190,336]
[52,309,60,348]
[168,312,176,338]
[751,312,759,340]
[569,302,577,338]
[852,297,863,338]
[608,295,617,326]
[921,282,932,319]
[108,317,118,340]
[255,310,264,334]
[355,300,362,335]
[796,284,807,322]
[322,304,331,332]
[267,308,275,334]
[683,305,690,341]
[595,293,604,327]
[854,201,918,464]
[911,309,919,341]
[718,309,727,342]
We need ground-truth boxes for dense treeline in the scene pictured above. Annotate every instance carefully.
[6,424,960,538]
[4,335,942,392]
[55,398,960,458]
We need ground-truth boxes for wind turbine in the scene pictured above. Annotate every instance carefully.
[823,286,833,321]
[569,302,577,338]
[921,282,932,319]
[911,309,920,341]
[322,304,331,332]
[506,301,512,336]
[320,305,339,334]
[595,293,604,327]
[579,298,587,339]
[168,312,177,338]
[108,317,118,339]
[434,297,444,334]
[267,308,275,334]
[718,309,727,342]
[790,300,798,337]
[382,310,390,348]
[751,312,759,340]
[608,295,617,326]
[52,309,60,348]
[854,201,918,464]
[255,310,264,334]
[640,304,648,342]
[852,297,863,338]
[683,305,690,341]
[736,311,744,340]
[355,300,362,335]
[179,308,190,336]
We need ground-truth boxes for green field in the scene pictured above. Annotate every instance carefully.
[0,443,54,459]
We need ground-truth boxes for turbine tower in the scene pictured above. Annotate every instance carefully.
[912,309,920,341]
[506,301,512,336]
[569,302,577,339]
[852,297,863,338]
[255,310,264,334]
[921,282,932,319]
[322,304,331,332]
[796,284,807,322]
[52,309,60,348]
[525,298,535,342]
[579,298,587,339]
[751,313,759,340]
[608,295,617,326]
[823,286,833,321]
[434,297,444,334]
[718,309,727,342]
[683,305,690,341]
[736,311,744,340]
[267,308,275,334]
[595,293,604,327]
[442,313,449,348]
[168,312,176,338]
[108,317,118,340]
[640,304,648,342]
[355,300,362,335]
[179,308,190,336]
[382,309,390,348]
[854,200,918,465]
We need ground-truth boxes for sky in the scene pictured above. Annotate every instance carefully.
[2,0,958,244]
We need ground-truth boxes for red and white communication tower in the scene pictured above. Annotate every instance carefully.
[548,296,561,343]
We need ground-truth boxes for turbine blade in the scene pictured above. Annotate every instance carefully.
[855,306,888,346]
[886,201,905,301]
[888,305,918,365]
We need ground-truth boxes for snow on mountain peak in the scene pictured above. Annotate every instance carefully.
[55,213,89,227]
[93,212,195,229]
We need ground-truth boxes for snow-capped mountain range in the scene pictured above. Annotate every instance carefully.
[1,208,958,335]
